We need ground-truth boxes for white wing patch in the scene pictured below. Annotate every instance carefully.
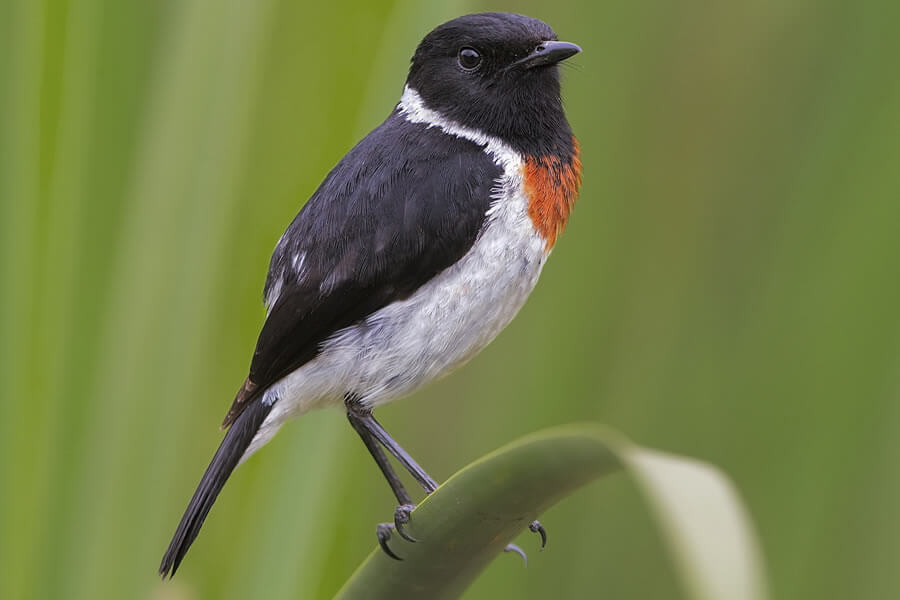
[264,276,283,315]
[264,251,307,315]
[291,251,306,274]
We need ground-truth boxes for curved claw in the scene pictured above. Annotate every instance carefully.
[394,503,418,543]
[504,543,528,566]
[376,523,403,561]
[529,520,547,550]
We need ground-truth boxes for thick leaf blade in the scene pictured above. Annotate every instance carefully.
[334,424,768,600]
[624,449,770,600]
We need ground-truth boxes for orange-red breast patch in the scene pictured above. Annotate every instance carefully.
[523,137,582,251]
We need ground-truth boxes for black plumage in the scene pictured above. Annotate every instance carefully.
[159,395,273,577]
[160,113,498,577]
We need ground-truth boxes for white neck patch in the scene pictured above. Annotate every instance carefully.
[397,86,522,172]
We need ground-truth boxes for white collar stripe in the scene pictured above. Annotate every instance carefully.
[396,86,522,171]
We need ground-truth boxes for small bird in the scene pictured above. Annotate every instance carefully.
[160,12,581,576]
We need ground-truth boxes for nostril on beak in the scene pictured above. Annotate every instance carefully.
[535,44,546,53]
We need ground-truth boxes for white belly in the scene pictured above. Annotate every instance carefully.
[243,184,547,459]
[324,186,546,407]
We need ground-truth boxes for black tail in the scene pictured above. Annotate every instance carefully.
[159,398,273,577]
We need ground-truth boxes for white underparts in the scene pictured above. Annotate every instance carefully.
[241,87,548,463]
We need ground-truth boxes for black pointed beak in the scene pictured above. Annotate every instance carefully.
[516,40,582,69]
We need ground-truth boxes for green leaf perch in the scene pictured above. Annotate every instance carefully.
[335,424,769,600]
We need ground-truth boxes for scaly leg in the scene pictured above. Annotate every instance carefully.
[345,396,546,561]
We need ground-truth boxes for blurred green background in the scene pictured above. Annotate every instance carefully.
[2,0,899,598]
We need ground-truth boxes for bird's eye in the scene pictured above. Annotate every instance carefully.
[457,47,482,70]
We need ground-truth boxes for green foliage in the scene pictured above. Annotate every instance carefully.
[2,0,900,598]
[336,425,768,600]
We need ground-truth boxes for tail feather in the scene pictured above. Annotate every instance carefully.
[159,398,273,578]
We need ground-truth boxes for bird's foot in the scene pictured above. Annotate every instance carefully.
[529,520,547,550]
[394,503,417,542]
[503,520,548,566]
[376,523,402,560]
[504,543,528,565]
[377,512,545,562]
[376,503,418,561]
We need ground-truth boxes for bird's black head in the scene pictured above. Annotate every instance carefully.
[407,13,580,157]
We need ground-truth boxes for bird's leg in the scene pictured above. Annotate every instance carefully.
[347,403,438,494]
[346,407,414,506]
[348,431,411,558]
[344,396,547,562]
[346,397,431,559]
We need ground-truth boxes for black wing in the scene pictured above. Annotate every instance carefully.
[161,112,500,577]
[223,112,500,426]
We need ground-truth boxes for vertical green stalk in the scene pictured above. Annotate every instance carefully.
[53,0,278,597]
[0,2,43,598]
